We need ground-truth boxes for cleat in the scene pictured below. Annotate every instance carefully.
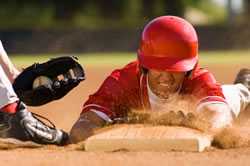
[234,68,250,91]
[0,112,11,134]
[0,102,69,145]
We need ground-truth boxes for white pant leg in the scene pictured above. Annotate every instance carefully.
[222,84,250,117]
[0,65,19,109]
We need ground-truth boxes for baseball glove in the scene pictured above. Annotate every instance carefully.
[13,56,85,106]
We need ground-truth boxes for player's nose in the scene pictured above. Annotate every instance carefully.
[158,73,174,83]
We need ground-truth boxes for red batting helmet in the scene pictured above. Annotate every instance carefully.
[137,16,198,72]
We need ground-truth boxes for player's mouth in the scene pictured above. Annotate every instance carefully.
[158,82,172,87]
[159,83,168,86]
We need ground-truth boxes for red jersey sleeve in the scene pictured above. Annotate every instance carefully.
[183,68,227,106]
[81,61,141,119]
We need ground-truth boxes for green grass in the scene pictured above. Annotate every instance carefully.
[10,51,250,68]
[10,53,135,68]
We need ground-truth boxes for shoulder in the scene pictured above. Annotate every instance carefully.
[110,60,140,80]
[190,67,217,84]
[183,67,224,98]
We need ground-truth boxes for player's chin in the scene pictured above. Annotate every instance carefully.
[158,86,178,93]
[154,90,170,99]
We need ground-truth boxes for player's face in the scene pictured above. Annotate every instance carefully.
[148,69,185,99]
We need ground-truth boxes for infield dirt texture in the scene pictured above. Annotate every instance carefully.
[1,54,250,166]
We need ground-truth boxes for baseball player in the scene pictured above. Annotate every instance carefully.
[69,16,250,143]
[0,40,68,145]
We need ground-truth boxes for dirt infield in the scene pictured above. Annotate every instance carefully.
[1,63,250,166]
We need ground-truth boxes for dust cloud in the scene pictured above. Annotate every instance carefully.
[213,106,250,149]
[117,95,200,128]
[119,100,250,149]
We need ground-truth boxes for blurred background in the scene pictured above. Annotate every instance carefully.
[0,0,250,53]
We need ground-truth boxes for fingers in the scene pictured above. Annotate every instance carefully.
[150,110,186,126]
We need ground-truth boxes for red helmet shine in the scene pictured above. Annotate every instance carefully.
[137,16,198,72]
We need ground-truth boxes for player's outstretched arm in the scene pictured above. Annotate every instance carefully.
[69,111,106,143]
[0,40,20,83]
[189,103,233,134]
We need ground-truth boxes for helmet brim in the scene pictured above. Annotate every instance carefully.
[138,53,198,72]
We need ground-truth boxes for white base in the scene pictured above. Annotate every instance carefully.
[85,125,212,152]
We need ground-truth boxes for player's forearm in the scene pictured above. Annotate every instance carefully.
[0,41,20,83]
[69,111,106,143]
[70,121,99,143]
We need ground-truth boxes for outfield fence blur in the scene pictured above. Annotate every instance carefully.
[1,25,250,54]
